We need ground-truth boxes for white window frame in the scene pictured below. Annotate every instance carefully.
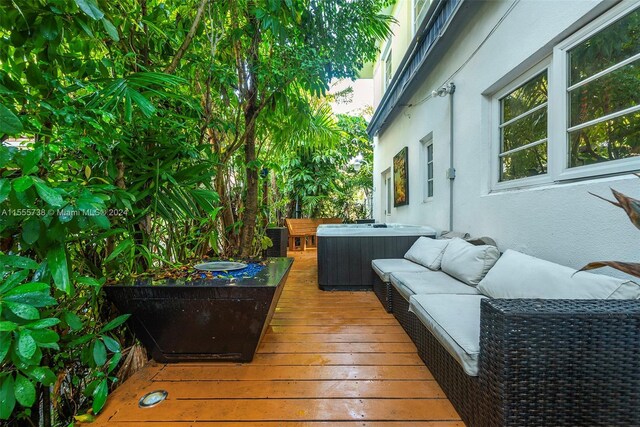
[413,0,430,34]
[553,1,640,182]
[382,168,392,216]
[491,60,553,191]
[491,1,640,191]
[382,40,392,91]
[421,134,434,202]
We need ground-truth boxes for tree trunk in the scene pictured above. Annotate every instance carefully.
[214,164,237,255]
[164,0,208,74]
[239,108,259,257]
[238,4,261,258]
[262,171,269,228]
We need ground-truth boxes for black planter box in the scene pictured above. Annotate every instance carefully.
[104,257,293,363]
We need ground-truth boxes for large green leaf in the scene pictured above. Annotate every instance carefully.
[48,246,71,294]
[91,213,110,229]
[30,329,59,346]
[0,322,17,332]
[101,336,120,353]
[0,255,39,270]
[101,18,120,42]
[127,88,155,117]
[41,16,60,41]
[34,180,63,207]
[0,179,9,203]
[21,218,40,245]
[92,379,108,414]
[107,351,122,374]
[13,374,36,407]
[4,282,55,307]
[0,103,23,135]
[4,302,39,320]
[21,146,43,175]
[25,318,60,329]
[0,270,30,294]
[75,16,94,37]
[13,175,34,192]
[27,366,57,386]
[63,311,83,330]
[99,314,130,333]
[0,376,16,419]
[93,339,107,366]
[104,238,133,263]
[17,331,37,359]
[0,332,11,362]
[74,0,104,20]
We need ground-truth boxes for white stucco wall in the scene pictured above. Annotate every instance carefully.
[372,0,640,272]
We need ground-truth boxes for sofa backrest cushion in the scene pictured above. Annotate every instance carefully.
[440,238,500,286]
[404,237,450,270]
[477,249,640,299]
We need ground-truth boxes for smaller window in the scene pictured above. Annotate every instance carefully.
[498,71,548,182]
[384,49,393,90]
[382,169,392,216]
[421,137,434,200]
[414,0,430,30]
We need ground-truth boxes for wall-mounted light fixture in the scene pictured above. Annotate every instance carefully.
[431,82,456,98]
[352,153,364,172]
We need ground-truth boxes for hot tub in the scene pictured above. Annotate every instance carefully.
[317,223,437,290]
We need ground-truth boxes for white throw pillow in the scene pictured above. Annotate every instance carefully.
[440,238,500,286]
[404,237,450,270]
[477,249,640,299]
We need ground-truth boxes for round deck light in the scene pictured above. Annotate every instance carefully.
[139,390,168,408]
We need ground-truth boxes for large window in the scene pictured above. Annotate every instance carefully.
[499,71,548,181]
[566,9,640,168]
[493,3,640,188]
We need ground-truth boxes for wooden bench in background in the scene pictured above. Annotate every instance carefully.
[285,218,342,251]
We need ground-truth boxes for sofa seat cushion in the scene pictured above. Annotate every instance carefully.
[477,249,640,299]
[390,270,480,302]
[404,237,450,270]
[371,259,429,282]
[441,238,500,286]
[410,294,487,376]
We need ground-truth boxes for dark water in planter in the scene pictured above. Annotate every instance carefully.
[129,261,272,287]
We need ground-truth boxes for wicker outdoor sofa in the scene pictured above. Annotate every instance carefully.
[372,236,640,426]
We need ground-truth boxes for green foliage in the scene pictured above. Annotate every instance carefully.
[0,0,390,423]
[0,253,125,424]
[567,8,640,167]
[0,0,221,424]
[279,113,373,220]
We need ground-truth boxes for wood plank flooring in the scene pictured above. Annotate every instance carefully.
[92,250,463,426]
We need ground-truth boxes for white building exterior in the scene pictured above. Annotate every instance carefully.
[369,0,640,271]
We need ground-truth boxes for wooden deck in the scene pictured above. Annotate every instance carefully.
[93,250,463,426]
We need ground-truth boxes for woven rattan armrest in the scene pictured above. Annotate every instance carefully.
[478,299,640,427]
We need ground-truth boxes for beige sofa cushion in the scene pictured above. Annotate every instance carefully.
[371,258,429,283]
[390,270,479,302]
[404,237,450,270]
[410,294,487,376]
[441,238,500,286]
[477,249,640,299]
